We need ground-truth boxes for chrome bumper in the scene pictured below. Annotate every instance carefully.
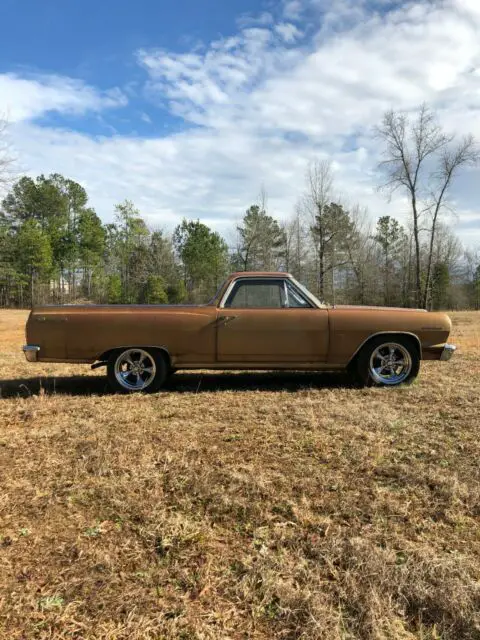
[440,344,456,361]
[23,345,40,362]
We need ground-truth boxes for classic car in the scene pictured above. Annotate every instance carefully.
[23,271,456,392]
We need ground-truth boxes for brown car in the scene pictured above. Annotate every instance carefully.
[23,271,455,392]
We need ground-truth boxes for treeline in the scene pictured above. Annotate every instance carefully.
[0,105,479,309]
[0,171,479,309]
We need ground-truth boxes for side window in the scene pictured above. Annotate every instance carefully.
[225,280,286,308]
[286,281,312,308]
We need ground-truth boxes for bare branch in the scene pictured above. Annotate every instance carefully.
[258,184,268,214]
[306,159,333,217]
[376,104,449,198]
[375,104,474,307]
[0,114,16,191]
[422,134,479,308]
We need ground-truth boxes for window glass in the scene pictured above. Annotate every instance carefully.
[286,281,312,308]
[290,277,323,307]
[226,280,285,308]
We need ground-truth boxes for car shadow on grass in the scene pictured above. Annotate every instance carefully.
[0,370,356,398]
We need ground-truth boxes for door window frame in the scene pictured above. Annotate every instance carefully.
[220,277,314,309]
[284,280,313,308]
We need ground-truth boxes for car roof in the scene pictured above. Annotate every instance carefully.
[229,271,292,279]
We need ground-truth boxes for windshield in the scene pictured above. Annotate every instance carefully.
[289,277,326,308]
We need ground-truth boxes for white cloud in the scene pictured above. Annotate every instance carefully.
[3,0,480,248]
[0,73,127,123]
[275,23,303,43]
[138,26,284,128]
[237,11,274,28]
[282,0,304,21]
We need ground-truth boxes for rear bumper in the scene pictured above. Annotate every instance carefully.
[23,345,40,362]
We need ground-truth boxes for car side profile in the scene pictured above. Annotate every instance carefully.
[23,272,456,392]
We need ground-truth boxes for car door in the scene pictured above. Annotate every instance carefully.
[216,278,329,363]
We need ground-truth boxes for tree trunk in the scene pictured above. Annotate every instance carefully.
[412,197,422,307]
[423,182,450,309]
[71,269,76,302]
[423,225,437,310]
[296,215,302,280]
[384,250,389,306]
[319,244,325,301]
[30,270,34,307]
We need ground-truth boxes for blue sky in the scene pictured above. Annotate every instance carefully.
[1,0,260,136]
[0,0,479,247]
[0,0,260,73]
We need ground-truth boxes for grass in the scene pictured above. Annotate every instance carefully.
[0,309,479,639]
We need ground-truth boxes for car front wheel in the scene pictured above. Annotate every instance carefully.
[356,337,420,387]
[107,347,167,393]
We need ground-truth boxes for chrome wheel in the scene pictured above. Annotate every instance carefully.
[369,342,412,385]
[114,348,156,391]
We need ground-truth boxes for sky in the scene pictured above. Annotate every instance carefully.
[0,0,479,247]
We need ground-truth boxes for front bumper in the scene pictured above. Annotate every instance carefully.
[23,345,40,362]
[423,343,457,361]
[440,343,456,361]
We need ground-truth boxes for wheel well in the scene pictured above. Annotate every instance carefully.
[348,332,421,369]
[98,346,171,368]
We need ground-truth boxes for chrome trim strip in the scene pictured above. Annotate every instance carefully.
[440,343,456,361]
[23,345,40,362]
[171,362,346,370]
[347,331,422,364]
[219,279,238,308]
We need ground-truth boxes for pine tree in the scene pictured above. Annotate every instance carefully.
[373,216,406,306]
[15,220,53,305]
[106,274,122,304]
[143,275,169,304]
[235,205,286,271]
[173,219,229,301]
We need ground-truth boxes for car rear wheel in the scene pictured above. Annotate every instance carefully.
[107,348,167,393]
[356,336,420,387]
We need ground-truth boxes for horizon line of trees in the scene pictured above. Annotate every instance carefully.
[0,104,479,310]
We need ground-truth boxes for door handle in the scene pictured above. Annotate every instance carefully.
[217,315,238,325]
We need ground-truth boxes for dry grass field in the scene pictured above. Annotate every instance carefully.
[0,310,479,640]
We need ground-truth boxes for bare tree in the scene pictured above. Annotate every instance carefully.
[0,115,15,191]
[376,105,451,306]
[423,135,479,307]
[464,248,480,310]
[377,104,479,307]
[302,160,333,296]
[281,205,308,278]
[342,205,376,305]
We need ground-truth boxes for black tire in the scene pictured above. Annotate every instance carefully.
[355,335,420,387]
[107,347,168,393]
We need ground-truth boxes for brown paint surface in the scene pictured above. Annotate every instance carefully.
[25,273,453,368]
